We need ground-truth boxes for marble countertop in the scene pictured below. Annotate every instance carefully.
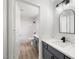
[42,38,75,59]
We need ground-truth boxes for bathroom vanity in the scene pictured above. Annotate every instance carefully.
[42,38,75,59]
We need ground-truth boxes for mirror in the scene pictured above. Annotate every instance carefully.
[59,9,75,34]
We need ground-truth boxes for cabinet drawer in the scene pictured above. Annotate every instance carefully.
[42,42,48,49]
[48,45,64,59]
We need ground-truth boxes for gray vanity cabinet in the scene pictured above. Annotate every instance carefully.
[42,41,71,59]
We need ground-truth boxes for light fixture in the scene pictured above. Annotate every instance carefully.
[56,0,70,7]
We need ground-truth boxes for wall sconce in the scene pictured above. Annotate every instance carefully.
[56,0,70,7]
[56,0,70,14]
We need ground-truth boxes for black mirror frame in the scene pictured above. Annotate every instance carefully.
[59,9,75,34]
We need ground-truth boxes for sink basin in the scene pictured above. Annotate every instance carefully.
[52,40,72,48]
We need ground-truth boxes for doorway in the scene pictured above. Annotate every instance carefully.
[9,0,40,59]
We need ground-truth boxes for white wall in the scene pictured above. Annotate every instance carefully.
[40,0,54,38]
[35,18,40,36]
[39,0,54,59]
[20,15,40,40]
[20,16,35,40]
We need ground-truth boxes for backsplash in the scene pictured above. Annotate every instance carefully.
[55,33,75,44]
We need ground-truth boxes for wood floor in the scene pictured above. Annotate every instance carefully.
[19,42,38,59]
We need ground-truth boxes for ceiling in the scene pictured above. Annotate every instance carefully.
[17,1,39,18]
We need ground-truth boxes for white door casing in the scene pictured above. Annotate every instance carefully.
[7,0,16,59]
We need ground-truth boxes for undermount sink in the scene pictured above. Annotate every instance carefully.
[52,40,72,48]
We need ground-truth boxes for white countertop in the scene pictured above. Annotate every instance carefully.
[42,38,75,59]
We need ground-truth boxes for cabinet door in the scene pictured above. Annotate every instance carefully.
[42,41,48,49]
[48,45,64,59]
[43,48,54,59]
[54,56,58,59]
